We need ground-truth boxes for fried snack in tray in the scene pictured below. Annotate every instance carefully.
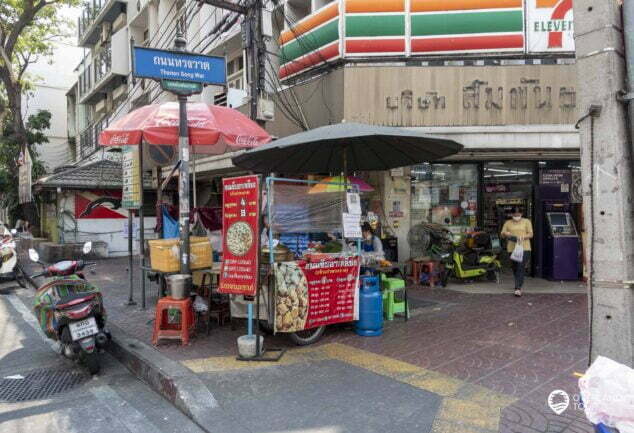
[274,262,308,332]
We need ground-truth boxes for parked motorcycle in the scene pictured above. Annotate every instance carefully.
[433,230,502,286]
[0,227,29,288]
[27,242,108,374]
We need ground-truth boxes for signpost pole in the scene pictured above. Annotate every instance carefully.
[127,210,136,305]
[174,32,191,276]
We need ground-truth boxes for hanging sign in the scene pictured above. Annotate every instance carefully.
[274,256,360,333]
[122,146,141,209]
[526,0,575,53]
[18,149,32,204]
[219,175,260,296]
[132,47,226,86]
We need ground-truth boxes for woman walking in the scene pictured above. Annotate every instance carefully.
[501,207,533,297]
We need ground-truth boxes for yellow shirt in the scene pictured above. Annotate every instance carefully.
[501,218,533,253]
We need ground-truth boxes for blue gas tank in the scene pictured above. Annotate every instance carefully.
[355,276,383,337]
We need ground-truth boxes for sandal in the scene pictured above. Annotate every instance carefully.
[514,289,522,297]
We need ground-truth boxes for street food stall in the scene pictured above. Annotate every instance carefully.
[228,122,464,357]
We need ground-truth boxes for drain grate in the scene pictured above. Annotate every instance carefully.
[407,298,439,309]
[0,368,87,402]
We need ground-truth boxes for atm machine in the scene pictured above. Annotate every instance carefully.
[544,212,580,280]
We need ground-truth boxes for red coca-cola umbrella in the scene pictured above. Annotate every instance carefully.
[99,102,271,154]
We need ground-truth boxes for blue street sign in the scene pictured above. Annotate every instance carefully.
[133,47,226,86]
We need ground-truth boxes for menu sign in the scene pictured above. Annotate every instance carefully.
[219,175,260,296]
[274,256,360,333]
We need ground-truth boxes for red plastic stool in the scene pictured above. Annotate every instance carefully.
[409,260,425,284]
[152,297,195,346]
[420,260,440,287]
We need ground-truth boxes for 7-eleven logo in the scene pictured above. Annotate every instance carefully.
[536,0,573,49]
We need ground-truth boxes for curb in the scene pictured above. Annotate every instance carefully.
[106,324,249,433]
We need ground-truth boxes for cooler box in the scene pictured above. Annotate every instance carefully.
[148,237,212,272]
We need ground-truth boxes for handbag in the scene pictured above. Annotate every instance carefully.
[510,241,524,262]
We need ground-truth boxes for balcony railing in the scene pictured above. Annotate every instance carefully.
[78,0,108,43]
[78,44,112,99]
[79,117,109,159]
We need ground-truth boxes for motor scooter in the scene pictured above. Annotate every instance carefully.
[27,242,109,374]
[0,227,29,287]
[434,231,502,286]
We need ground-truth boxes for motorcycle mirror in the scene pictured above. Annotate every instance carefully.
[82,241,92,255]
[28,248,40,263]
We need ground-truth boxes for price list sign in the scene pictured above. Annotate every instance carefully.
[219,175,260,296]
[274,256,360,332]
[122,146,141,209]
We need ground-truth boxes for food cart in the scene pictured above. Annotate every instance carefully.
[263,177,363,345]
[219,175,363,348]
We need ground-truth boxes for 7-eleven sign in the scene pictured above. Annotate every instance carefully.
[527,0,575,52]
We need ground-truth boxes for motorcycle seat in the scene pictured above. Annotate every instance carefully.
[54,292,96,309]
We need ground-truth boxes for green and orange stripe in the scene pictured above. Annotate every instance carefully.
[410,0,524,53]
[345,0,406,55]
[278,2,340,79]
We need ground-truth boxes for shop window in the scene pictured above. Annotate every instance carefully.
[411,163,479,234]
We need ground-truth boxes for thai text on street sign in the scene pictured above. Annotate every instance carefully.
[219,175,260,296]
[18,149,32,204]
[122,145,141,209]
[132,47,226,86]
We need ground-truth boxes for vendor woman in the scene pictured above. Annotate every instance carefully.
[361,222,384,258]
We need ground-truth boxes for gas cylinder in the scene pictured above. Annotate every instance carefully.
[355,276,383,337]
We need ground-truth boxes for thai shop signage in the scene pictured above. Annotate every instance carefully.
[219,175,260,296]
[132,46,226,86]
[18,149,32,204]
[122,145,141,209]
[526,0,575,52]
[273,256,360,333]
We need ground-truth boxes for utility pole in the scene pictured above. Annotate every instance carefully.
[198,0,264,123]
[175,26,191,275]
[574,0,634,367]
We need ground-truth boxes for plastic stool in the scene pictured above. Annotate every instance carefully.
[409,260,424,284]
[421,260,440,287]
[152,296,195,346]
[381,274,409,321]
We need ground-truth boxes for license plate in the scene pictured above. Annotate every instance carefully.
[69,317,98,341]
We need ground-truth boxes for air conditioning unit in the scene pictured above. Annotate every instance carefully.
[101,22,112,43]
[112,12,127,33]
[227,88,248,108]
[257,98,274,121]
[113,83,128,101]
[95,98,106,114]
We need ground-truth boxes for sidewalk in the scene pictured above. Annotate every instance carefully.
[92,257,593,432]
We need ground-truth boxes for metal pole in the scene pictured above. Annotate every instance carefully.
[139,140,146,309]
[174,30,191,276]
[248,1,260,122]
[127,210,136,305]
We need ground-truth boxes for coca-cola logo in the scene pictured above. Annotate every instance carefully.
[235,135,259,146]
[110,133,131,145]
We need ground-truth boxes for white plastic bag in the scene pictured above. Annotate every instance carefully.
[579,356,634,433]
[510,242,524,262]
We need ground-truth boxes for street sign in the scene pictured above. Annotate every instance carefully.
[122,145,141,209]
[132,47,226,86]
[160,79,203,96]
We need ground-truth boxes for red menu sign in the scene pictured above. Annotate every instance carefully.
[274,256,360,333]
[219,175,260,296]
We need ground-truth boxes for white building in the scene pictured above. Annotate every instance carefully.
[25,41,83,171]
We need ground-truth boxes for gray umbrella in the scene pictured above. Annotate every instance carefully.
[232,122,463,173]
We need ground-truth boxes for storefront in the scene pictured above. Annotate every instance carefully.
[407,160,583,279]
